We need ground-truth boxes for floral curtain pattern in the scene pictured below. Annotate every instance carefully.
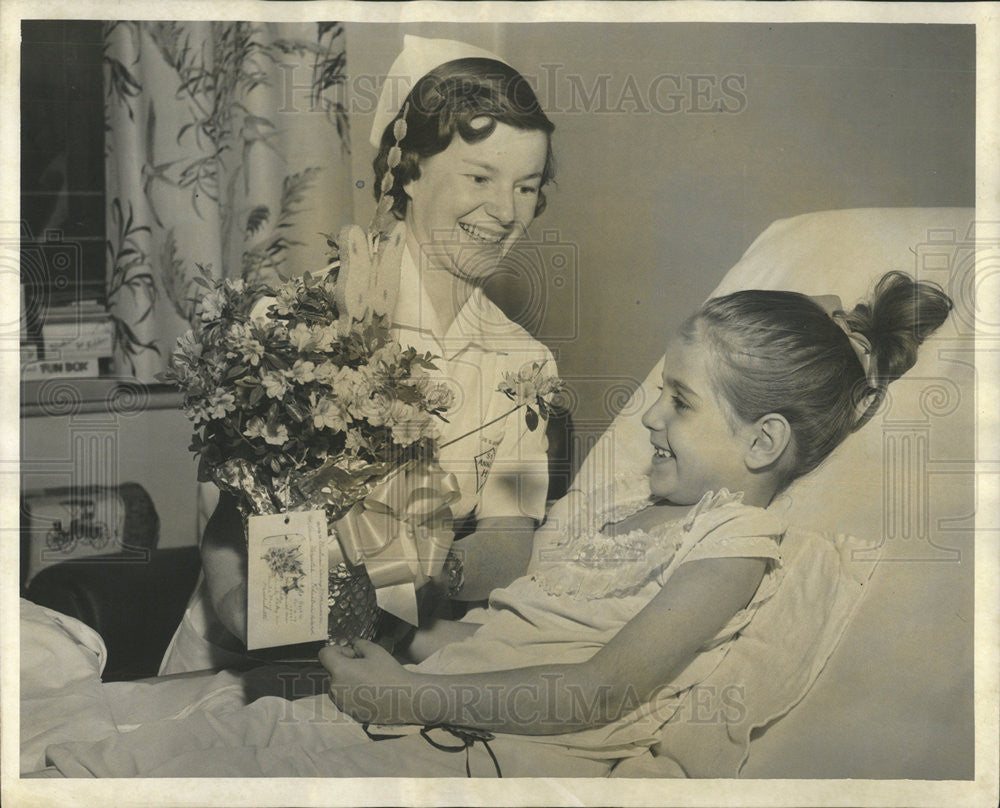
[103,21,352,381]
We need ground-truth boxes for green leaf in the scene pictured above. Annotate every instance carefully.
[525,406,539,432]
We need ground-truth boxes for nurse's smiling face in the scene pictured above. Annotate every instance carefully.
[402,121,549,284]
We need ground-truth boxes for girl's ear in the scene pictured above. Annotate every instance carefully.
[745,413,792,471]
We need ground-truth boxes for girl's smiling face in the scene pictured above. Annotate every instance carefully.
[641,337,757,505]
[402,121,549,282]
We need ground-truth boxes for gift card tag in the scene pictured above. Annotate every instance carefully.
[246,510,328,650]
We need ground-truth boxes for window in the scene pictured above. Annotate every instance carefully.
[21,20,106,333]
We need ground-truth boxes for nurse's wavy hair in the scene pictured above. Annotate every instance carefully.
[373,58,556,221]
[681,271,953,490]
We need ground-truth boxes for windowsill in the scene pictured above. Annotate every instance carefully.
[20,378,184,418]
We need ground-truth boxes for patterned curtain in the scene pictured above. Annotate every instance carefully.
[103,21,352,381]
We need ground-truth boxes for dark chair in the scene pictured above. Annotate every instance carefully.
[25,546,203,681]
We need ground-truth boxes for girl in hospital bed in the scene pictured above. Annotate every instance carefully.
[45,271,951,778]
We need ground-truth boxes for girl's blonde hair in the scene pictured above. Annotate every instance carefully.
[682,271,953,488]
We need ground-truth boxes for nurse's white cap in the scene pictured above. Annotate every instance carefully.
[368,34,510,148]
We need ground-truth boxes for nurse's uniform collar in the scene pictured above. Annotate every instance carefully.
[393,246,511,359]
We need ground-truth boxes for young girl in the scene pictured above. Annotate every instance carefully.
[45,271,951,778]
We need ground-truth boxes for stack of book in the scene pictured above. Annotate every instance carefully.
[22,299,114,381]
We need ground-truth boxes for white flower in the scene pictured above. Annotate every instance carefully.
[225,323,265,366]
[419,379,456,412]
[343,430,365,454]
[198,289,226,322]
[350,387,393,427]
[312,323,340,352]
[312,360,340,384]
[273,286,298,316]
[288,322,315,352]
[386,400,434,446]
[310,394,348,432]
[499,362,562,407]
[244,417,289,446]
[288,359,316,384]
[206,388,236,419]
[372,342,403,369]
[244,340,265,366]
[331,366,363,401]
[225,279,245,295]
[261,371,288,399]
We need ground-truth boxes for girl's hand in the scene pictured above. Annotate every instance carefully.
[319,639,419,724]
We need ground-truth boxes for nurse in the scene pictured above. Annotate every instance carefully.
[160,36,560,674]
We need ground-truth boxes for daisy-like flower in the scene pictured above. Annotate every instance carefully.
[244,417,289,446]
[261,370,288,399]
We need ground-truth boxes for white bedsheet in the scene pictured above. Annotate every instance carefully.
[21,599,610,778]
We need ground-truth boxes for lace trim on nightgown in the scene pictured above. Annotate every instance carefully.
[533,476,752,600]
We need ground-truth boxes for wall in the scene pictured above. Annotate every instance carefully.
[346,22,975,437]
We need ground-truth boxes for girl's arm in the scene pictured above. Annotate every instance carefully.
[399,618,481,664]
[321,554,767,735]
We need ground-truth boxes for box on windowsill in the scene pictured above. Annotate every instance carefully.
[21,356,112,381]
[41,316,114,359]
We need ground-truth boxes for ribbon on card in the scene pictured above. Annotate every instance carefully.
[330,459,460,624]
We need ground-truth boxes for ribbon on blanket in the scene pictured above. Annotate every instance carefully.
[330,459,460,624]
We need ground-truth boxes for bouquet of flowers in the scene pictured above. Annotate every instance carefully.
[160,242,564,646]
[160,250,460,643]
